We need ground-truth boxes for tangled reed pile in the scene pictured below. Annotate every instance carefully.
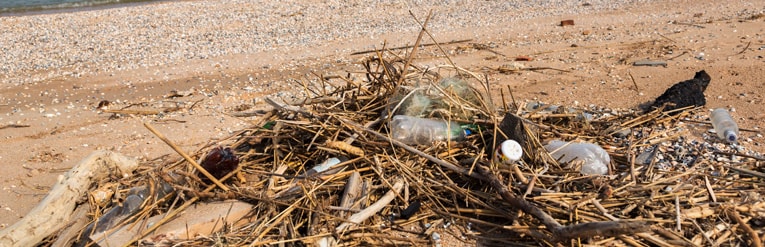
[51,47,763,246]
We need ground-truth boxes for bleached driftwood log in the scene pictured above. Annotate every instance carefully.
[0,151,139,247]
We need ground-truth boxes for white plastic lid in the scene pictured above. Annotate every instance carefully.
[498,139,523,163]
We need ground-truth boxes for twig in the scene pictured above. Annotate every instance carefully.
[264,97,316,118]
[657,33,676,43]
[498,66,570,73]
[339,172,362,218]
[0,124,30,129]
[103,109,161,115]
[726,208,762,247]
[713,150,765,161]
[672,21,706,28]
[735,41,751,55]
[350,39,472,55]
[725,165,765,179]
[287,96,342,106]
[628,71,640,93]
[143,122,229,191]
[667,51,689,61]
[396,10,432,86]
[675,195,682,232]
[408,10,462,77]
[703,176,717,203]
[336,180,404,233]
[471,43,507,57]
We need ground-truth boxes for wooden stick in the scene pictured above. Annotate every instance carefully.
[339,172,363,218]
[725,165,765,179]
[336,180,404,232]
[396,10,432,86]
[703,176,717,203]
[408,10,461,76]
[628,71,640,93]
[0,124,30,129]
[0,151,139,247]
[727,208,762,247]
[675,196,682,231]
[735,41,751,55]
[143,122,229,191]
[350,39,472,55]
[103,109,161,115]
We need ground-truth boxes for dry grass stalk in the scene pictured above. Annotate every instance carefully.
[31,28,763,247]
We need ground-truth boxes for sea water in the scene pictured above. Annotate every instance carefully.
[0,0,156,14]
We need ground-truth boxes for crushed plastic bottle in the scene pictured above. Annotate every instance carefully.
[389,115,471,145]
[544,140,610,175]
[305,156,348,176]
[710,108,739,143]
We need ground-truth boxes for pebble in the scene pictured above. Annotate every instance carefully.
[1,0,668,85]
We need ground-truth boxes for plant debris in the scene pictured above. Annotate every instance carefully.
[14,36,764,247]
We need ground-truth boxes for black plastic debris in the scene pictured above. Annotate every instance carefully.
[389,199,421,221]
[491,113,530,160]
[399,199,421,219]
[646,70,711,113]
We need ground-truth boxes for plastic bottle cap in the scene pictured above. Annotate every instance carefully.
[497,140,523,163]
[724,130,737,142]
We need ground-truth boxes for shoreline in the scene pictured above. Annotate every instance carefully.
[0,0,162,17]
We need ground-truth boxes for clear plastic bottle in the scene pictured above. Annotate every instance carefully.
[544,140,610,175]
[389,115,470,145]
[710,108,739,143]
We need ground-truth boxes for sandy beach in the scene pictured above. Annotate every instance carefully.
[1,0,764,244]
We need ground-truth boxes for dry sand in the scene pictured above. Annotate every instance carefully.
[1,0,763,241]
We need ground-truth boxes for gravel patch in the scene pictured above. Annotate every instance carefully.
[0,0,662,85]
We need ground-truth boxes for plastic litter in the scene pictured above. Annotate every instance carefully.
[710,108,739,143]
[389,115,471,145]
[545,140,610,175]
[495,139,523,164]
[306,156,347,176]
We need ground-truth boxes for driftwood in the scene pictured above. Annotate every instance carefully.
[0,151,139,247]
[336,180,404,233]
[50,205,91,247]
